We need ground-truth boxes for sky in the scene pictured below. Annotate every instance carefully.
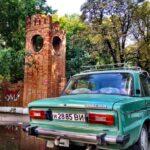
[47,0,86,16]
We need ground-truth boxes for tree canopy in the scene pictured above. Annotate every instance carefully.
[0,0,56,50]
[0,0,149,83]
[81,0,150,71]
[0,0,56,82]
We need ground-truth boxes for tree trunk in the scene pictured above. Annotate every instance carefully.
[105,39,118,64]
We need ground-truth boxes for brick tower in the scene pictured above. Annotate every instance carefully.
[23,14,66,107]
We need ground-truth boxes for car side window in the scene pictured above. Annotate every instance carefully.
[140,74,150,97]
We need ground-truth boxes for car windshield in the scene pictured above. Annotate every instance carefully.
[64,73,133,96]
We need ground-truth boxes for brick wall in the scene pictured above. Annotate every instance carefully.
[0,14,66,108]
[23,14,66,107]
[0,81,23,107]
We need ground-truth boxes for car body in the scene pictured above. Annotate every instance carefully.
[24,69,150,150]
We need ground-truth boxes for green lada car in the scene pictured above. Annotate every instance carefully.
[24,68,150,150]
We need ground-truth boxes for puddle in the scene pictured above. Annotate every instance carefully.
[0,125,48,150]
[0,125,83,150]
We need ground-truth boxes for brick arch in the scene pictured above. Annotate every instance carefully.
[23,14,66,107]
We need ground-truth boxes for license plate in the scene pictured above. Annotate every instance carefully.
[52,112,86,122]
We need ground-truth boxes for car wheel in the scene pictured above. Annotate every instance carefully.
[133,125,149,150]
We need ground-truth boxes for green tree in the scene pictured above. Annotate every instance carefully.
[53,14,93,78]
[0,0,56,50]
[130,2,150,71]
[0,0,56,82]
[0,49,25,82]
[53,14,114,78]
[81,0,135,64]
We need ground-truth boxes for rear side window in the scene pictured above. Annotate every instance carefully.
[140,75,150,96]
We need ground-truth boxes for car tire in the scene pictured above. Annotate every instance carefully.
[132,125,149,150]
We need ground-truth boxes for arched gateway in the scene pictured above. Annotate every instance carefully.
[23,14,66,107]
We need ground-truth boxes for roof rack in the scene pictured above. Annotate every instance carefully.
[81,63,142,73]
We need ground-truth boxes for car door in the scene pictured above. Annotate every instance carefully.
[139,74,150,116]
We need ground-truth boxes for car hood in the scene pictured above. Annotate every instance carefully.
[28,94,132,110]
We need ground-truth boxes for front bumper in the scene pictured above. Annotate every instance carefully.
[23,125,130,145]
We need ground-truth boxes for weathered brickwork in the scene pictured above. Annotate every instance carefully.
[23,14,66,107]
[0,81,23,107]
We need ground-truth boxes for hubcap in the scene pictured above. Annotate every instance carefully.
[140,127,148,150]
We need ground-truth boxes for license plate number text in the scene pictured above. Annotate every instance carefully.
[52,113,85,122]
